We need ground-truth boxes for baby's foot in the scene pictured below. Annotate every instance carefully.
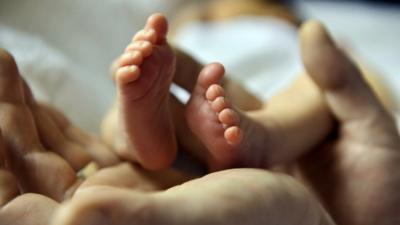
[185,63,269,170]
[114,14,177,170]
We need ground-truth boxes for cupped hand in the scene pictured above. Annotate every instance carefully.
[0,52,335,225]
[297,21,400,225]
[0,49,191,225]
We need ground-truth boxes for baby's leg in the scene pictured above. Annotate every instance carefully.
[248,74,334,164]
[185,64,335,171]
[111,14,177,170]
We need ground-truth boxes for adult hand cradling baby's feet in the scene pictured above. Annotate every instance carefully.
[1,13,400,225]
[0,46,333,225]
[0,47,193,225]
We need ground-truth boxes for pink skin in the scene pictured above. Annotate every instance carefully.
[114,14,177,170]
[185,63,269,171]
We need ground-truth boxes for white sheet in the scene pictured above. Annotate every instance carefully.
[0,0,399,132]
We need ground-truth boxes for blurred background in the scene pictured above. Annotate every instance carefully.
[0,0,399,133]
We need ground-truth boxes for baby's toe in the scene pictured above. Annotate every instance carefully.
[224,126,243,146]
[118,51,143,67]
[211,96,230,113]
[218,108,240,127]
[116,65,141,85]
[145,13,168,43]
[125,41,153,57]
[133,29,157,44]
[206,84,225,101]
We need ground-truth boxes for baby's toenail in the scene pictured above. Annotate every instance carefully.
[128,66,138,72]
[211,97,228,112]
[121,53,133,60]
[145,29,155,36]
[219,108,239,126]
[140,42,150,47]
[119,65,137,74]
[225,127,243,146]
[131,51,141,58]
[206,85,225,101]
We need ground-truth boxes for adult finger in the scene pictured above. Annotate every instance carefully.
[0,49,78,201]
[22,80,92,171]
[53,169,335,225]
[76,162,195,192]
[300,21,394,126]
[39,103,120,168]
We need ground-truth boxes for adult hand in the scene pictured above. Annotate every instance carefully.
[0,53,335,225]
[0,49,189,225]
[297,21,400,225]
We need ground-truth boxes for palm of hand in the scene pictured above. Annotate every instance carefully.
[299,115,400,225]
